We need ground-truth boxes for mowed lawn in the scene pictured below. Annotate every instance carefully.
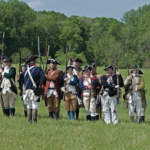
[0,64,150,150]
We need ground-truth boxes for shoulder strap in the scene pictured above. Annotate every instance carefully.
[27,66,37,88]
[24,66,35,77]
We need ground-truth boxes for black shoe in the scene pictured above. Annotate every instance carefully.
[9,108,15,116]
[91,116,96,121]
[54,112,58,120]
[24,110,27,118]
[76,109,79,120]
[86,115,91,121]
[4,109,9,117]
[49,112,53,119]
[96,115,99,120]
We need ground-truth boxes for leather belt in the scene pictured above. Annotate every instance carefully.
[48,88,55,90]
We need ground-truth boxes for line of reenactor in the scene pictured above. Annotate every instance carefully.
[0,53,147,125]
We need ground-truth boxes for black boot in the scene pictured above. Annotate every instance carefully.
[143,116,145,122]
[96,115,99,120]
[24,110,27,118]
[4,109,9,117]
[140,116,144,123]
[54,112,58,120]
[27,109,32,123]
[2,109,4,115]
[9,108,15,116]
[91,116,96,121]
[49,112,53,119]
[32,109,37,124]
[86,115,91,121]
[76,109,79,120]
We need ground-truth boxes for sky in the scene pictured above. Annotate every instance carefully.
[18,0,149,20]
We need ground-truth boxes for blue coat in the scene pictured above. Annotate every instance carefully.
[20,65,46,90]
[79,76,100,91]
[62,74,80,98]
[62,74,78,86]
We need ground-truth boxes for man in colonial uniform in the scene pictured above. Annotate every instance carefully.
[0,56,8,114]
[0,58,18,116]
[18,64,27,117]
[79,65,99,121]
[101,65,123,125]
[45,59,61,120]
[61,65,79,120]
[124,65,146,124]
[90,63,102,120]
[21,55,46,123]
[70,58,83,120]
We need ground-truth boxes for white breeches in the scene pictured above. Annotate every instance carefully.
[128,100,142,116]
[27,99,38,109]
[141,108,145,116]
[101,94,118,125]
[83,96,96,116]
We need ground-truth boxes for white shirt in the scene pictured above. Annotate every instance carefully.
[47,81,58,98]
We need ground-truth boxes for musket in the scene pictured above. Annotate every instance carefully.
[31,40,33,54]
[1,33,4,67]
[125,51,130,76]
[38,36,41,68]
[18,40,22,74]
[63,47,68,101]
[125,52,134,106]
[115,59,120,104]
[88,64,93,110]
[45,45,50,72]
[68,44,71,65]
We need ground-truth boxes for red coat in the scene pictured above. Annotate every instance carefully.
[44,69,61,106]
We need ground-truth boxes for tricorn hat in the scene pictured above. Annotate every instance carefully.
[103,65,114,71]
[67,65,74,70]
[47,59,60,65]
[25,55,39,64]
[0,56,8,61]
[3,58,13,63]
[83,65,92,71]
[70,58,83,63]
[130,65,143,74]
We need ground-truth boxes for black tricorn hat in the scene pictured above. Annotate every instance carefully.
[67,65,74,70]
[70,58,83,63]
[22,57,27,62]
[3,58,13,63]
[25,55,39,64]
[103,65,114,71]
[83,65,92,71]
[0,56,8,60]
[47,59,60,65]
[130,65,143,74]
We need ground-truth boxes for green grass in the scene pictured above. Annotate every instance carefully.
[0,65,150,150]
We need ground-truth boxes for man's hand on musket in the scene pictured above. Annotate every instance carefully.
[88,85,92,89]
[127,75,132,81]
[62,88,66,93]
[0,68,3,74]
[90,74,94,79]
[116,71,120,75]
[115,85,120,89]
[64,78,68,81]
[129,86,133,90]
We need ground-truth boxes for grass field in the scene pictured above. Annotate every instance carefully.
[0,65,150,150]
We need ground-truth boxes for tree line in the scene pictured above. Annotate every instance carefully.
[0,0,150,68]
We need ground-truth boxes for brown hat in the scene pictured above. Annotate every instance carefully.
[70,58,83,63]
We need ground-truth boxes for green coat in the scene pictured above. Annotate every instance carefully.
[3,67,17,94]
[123,76,146,109]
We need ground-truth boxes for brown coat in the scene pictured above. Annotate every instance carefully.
[44,69,61,106]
